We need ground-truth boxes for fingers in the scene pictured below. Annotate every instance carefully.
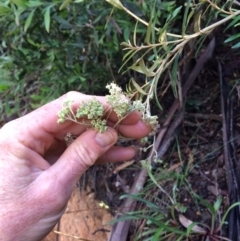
[5,91,151,158]
[54,118,151,141]
[118,120,152,138]
[96,146,136,164]
[27,91,142,135]
[46,128,118,186]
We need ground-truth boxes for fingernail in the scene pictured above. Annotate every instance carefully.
[95,129,115,147]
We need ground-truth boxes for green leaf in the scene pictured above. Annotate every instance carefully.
[123,27,130,42]
[171,53,179,98]
[121,0,143,17]
[139,59,155,77]
[220,201,240,228]
[0,83,12,92]
[11,0,28,8]
[224,33,240,43]
[145,18,152,44]
[120,194,160,209]
[130,65,144,74]
[158,29,168,51]
[213,197,222,212]
[27,37,41,48]
[0,6,11,15]
[193,10,202,33]
[133,20,138,46]
[186,10,194,29]
[167,5,182,22]
[232,42,240,49]
[225,15,240,31]
[195,194,215,215]
[24,8,36,32]
[172,6,182,19]
[182,0,191,35]
[92,9,109,24]
[27,1,43,7]
[44,5,52,33]
[59,0,72,11]
[131,78,147,95]
[14,8,24,26]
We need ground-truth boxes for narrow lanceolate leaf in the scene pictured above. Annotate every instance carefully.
[193,10,202,33]
[232,42,240,49]
[44,6,51,33]
[186,10,194,29]
[224,33,240,43]
[0,6,11,15]
[131,78,147,95]
[59,0,72,10]
[182,0,191,35]
[24,8,36,32]
[179,214,206,234]
[14,8,24,26]
[11,0,28,8]
[149,58,162,73]
[139,59,155,77]
[133,21,138,46]
[27,1,43,7]
[145,18,152,44]
[213,197,222,212]
[105,0,124,9]
[171,53,179,98]
[171,6,182,19]
[158,29,167,51]
[225,15,240,31]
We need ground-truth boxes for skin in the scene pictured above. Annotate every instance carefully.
[0,91,151,241]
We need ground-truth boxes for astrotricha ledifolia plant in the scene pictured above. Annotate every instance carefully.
[57,83,159,139]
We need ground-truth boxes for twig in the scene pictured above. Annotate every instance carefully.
[186,113,222,122]
[234,0,240,6]
[113,160,135,174]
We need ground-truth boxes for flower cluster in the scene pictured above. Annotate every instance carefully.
[131,100,145,113]
[142,114,159,135]
[57,99,107,133]
[76,99,104,119]
[106,83,131,119]
[57,83,159,136]
[106,83,158,134]
[90,119,107,133]
[76,99,107,133]
[57,100,74,123]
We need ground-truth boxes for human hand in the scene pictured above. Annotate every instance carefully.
[0,92,151,241]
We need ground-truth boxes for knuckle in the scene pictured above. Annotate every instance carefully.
[71,143,97,170]
[65,91,85,100]
[66,90,78,96]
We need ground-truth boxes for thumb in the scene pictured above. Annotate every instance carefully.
[48,127,118,187]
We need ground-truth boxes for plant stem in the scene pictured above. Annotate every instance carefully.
[206,0,232,14]
[183,9,240,40]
